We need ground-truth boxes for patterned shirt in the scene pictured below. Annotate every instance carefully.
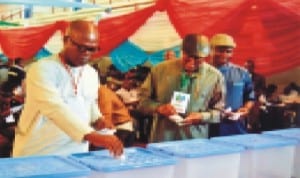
[217,62,255,136]
[138,59,225,142]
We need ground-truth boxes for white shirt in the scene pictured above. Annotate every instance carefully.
[13,55,101,157]
[116,88,139,104]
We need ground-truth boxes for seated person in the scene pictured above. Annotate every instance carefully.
[116,78,140,110]
[94,85,135,148]
[265,84,282,105]
[0,90,23,157]
[281,82,300,103]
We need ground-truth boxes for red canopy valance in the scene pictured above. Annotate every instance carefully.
[0,0,299,76]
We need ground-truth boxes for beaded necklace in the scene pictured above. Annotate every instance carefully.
[59,55,84,95]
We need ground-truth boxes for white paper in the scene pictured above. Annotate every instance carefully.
[97,128,116,135]
[5,114,15,123]
[227,112,241,121]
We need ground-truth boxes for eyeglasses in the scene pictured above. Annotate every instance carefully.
[68,37,99,53]
[188,55,200,60]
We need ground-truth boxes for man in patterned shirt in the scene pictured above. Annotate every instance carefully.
[210,33,255,136]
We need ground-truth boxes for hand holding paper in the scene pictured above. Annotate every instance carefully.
[170,91,190,114]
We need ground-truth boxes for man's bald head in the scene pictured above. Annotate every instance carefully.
[61,20,100,67]
[65,20,99,44]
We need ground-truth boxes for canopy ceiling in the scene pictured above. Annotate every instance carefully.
[0,0,299,76]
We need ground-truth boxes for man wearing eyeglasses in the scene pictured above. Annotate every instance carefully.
[138,34,225,142]
[13,20,123,157]
[210,33,255,136]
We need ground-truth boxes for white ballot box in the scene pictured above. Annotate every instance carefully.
[263,128,300,178]
[147,138,243,178]
[70,147,176,178]
[211,134,297,178]
[0,155,91,178]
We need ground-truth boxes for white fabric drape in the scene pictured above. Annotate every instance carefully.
[129,11,181,52]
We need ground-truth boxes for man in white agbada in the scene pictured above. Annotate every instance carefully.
[13,20,123,157]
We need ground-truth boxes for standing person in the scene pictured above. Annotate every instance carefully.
[138,34,225,142]
[164,49,177,61]
[244,58,266,132]
[210,33,255,136]
[244,58,266,98]
[96,85,135,148]
[13,20,123,157]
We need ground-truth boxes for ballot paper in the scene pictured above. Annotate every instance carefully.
[97,128,116,135]
[223,107,241,121]
[5,114,15,123]
[170,91,190,114]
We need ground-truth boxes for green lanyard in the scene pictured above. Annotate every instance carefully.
[180,72,192,92]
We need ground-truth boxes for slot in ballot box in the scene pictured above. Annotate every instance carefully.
[211,134,297,178]
[262,128,300,178]
[147,139,243,178]
[0,155,91,178]
[70,147,176,178]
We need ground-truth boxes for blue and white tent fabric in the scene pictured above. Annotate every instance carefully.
[110,11,182,72]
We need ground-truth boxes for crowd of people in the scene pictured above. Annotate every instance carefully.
[0,20,299,158]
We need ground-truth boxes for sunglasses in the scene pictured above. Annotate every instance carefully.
[188,55,200,60]
[68,37,99,53]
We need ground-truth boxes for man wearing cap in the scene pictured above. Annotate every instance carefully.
[210,33,255,136]
[138,34,225,142]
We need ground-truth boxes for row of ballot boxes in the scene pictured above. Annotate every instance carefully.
[1,128,300,178]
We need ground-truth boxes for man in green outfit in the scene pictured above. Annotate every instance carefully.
[138,34,226,142]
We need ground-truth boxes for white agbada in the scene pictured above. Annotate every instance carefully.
[13,55,101,157]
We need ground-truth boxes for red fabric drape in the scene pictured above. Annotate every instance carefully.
[167,0,300,76]
[97,6,155,56]
[0,21,67,60]
[0,0,299,76]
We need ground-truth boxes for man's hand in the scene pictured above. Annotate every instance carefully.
[181,112,202,125]
[84,131,123,157]
[156,104,177,117]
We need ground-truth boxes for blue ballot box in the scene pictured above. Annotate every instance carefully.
[147,139,243,178]
[70,147,176,178]
[262,128,300,178]
[211,134,297,178]
[0,155,91,178]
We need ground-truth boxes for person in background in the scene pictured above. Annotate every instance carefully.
[116,78,140,110]
[0,61,9,86]
[95,84,135,148]
[210,33,255,136]
[164,49,177,61]
[282,82,300,102]
[0,58,26,157]
[1,58,26,103]
[12,20,123,157]
[0,90,23,157]
[244,58,266,132]
[265,84,282,104]
[244,59,266,98]
[138,34,225,142]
